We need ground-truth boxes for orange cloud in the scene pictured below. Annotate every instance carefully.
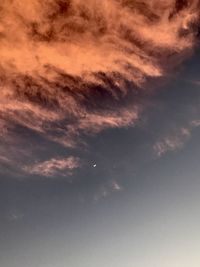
[0,0,199,172]
[24,156,80,177]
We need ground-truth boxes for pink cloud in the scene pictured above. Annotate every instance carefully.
[0,0,199,172]
[24,156,80,177]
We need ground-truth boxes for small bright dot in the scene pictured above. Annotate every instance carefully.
[93,164,97,168]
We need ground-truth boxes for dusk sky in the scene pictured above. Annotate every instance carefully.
[0,1,200,267]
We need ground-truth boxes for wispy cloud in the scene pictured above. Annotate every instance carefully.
[24,156,80,177]
[94,180,123,202]
[154,126,192,157]
[0,0,199,173]
[7,211,24,222]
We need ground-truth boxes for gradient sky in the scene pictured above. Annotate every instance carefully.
[0,1,200,267]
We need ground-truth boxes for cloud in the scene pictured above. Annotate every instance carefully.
[154,126,193,157]
[7,210,24,222]
[94,180,122,202]
[0,0,199,173]
[24,156,80,177]
[191,119,200,127]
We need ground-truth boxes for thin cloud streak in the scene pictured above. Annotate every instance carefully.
[154,128,190,157]
[153,121,200,157]
[24,156,80,177]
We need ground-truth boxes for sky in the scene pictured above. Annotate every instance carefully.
[0,1,200,267]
